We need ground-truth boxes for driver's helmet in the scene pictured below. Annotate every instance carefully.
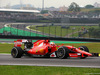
[27,39,32,42]
[50,42,55,46]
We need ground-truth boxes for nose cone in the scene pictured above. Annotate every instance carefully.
[83,51,92,56]
[88,53,92,56]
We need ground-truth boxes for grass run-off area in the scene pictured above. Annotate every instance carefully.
[0,65,100,75]
[29,25,98,37]
[0,42,100,53]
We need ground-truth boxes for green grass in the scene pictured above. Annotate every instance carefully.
[0,25,98,37]
[0,44,24,53]
[29,25,98,37]
[0,65,100,75]
[0,43,100,53]
[0,44,14,53]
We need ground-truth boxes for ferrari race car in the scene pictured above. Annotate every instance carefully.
[11,39,99,59]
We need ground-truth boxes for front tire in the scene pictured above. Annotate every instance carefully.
[57,46,70,59]
[78,46,89,52]
[78,46,89,59]
[11,47,24,58]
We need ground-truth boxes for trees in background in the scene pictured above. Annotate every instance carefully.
[88,26,100,38]
[68,2,80,12]
[85,5,94,9]
[41,10,48,14]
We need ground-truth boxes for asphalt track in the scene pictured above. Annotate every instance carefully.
[0,54,100,68]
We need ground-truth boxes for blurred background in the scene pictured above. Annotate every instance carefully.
[0,0,100,39]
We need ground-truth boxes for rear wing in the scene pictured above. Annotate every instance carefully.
[14,39,22,47]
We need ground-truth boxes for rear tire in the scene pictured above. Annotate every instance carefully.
[57,46,70,59]
[11,47,24,58]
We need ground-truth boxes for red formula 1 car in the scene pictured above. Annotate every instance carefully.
[11,39,99,59]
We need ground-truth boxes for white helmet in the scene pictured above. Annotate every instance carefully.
[50,42,55,46]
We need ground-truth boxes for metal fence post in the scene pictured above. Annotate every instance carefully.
[3,25,5,34]
[29,25,31,36]
[66,29,67,37]
[88,28,90,38]
[49,26,50,37]
[55,26,56,37]
[67,29,68,38]
[43,25,44,37]
[17,25,19,36]
[24,25,25,36]
[78,28,80,38]
[61,27,62,37]
[10,24,12,36]
[72,29,73,37]
[36,26,37,36]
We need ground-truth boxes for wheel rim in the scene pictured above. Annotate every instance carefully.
[79,47,85,51]
[11,48,18,57]
[57,48,64,57]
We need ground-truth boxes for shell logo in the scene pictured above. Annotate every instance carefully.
[36,49,38,53]
[39,48,44,53]
[56,47,59,50]
[37,42,39,46]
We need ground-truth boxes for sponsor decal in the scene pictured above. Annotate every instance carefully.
[32,55,44,57]
[39,48,44,53]
[99,54,100,56]
[37,42,39,46]
[70,55,77,56]
[36,49,38,53]
[14,41,22,47]
[50,52,56,57]
[51,54,55,57]
[38,43,43,47]
[14,42,22,45]
[77,53,81,55]
[56,47,59,50]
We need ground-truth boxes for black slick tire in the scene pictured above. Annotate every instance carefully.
[78,46,89,59]
[11,47,24,58]
[78,46,89,52]
[57,46,70,59]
